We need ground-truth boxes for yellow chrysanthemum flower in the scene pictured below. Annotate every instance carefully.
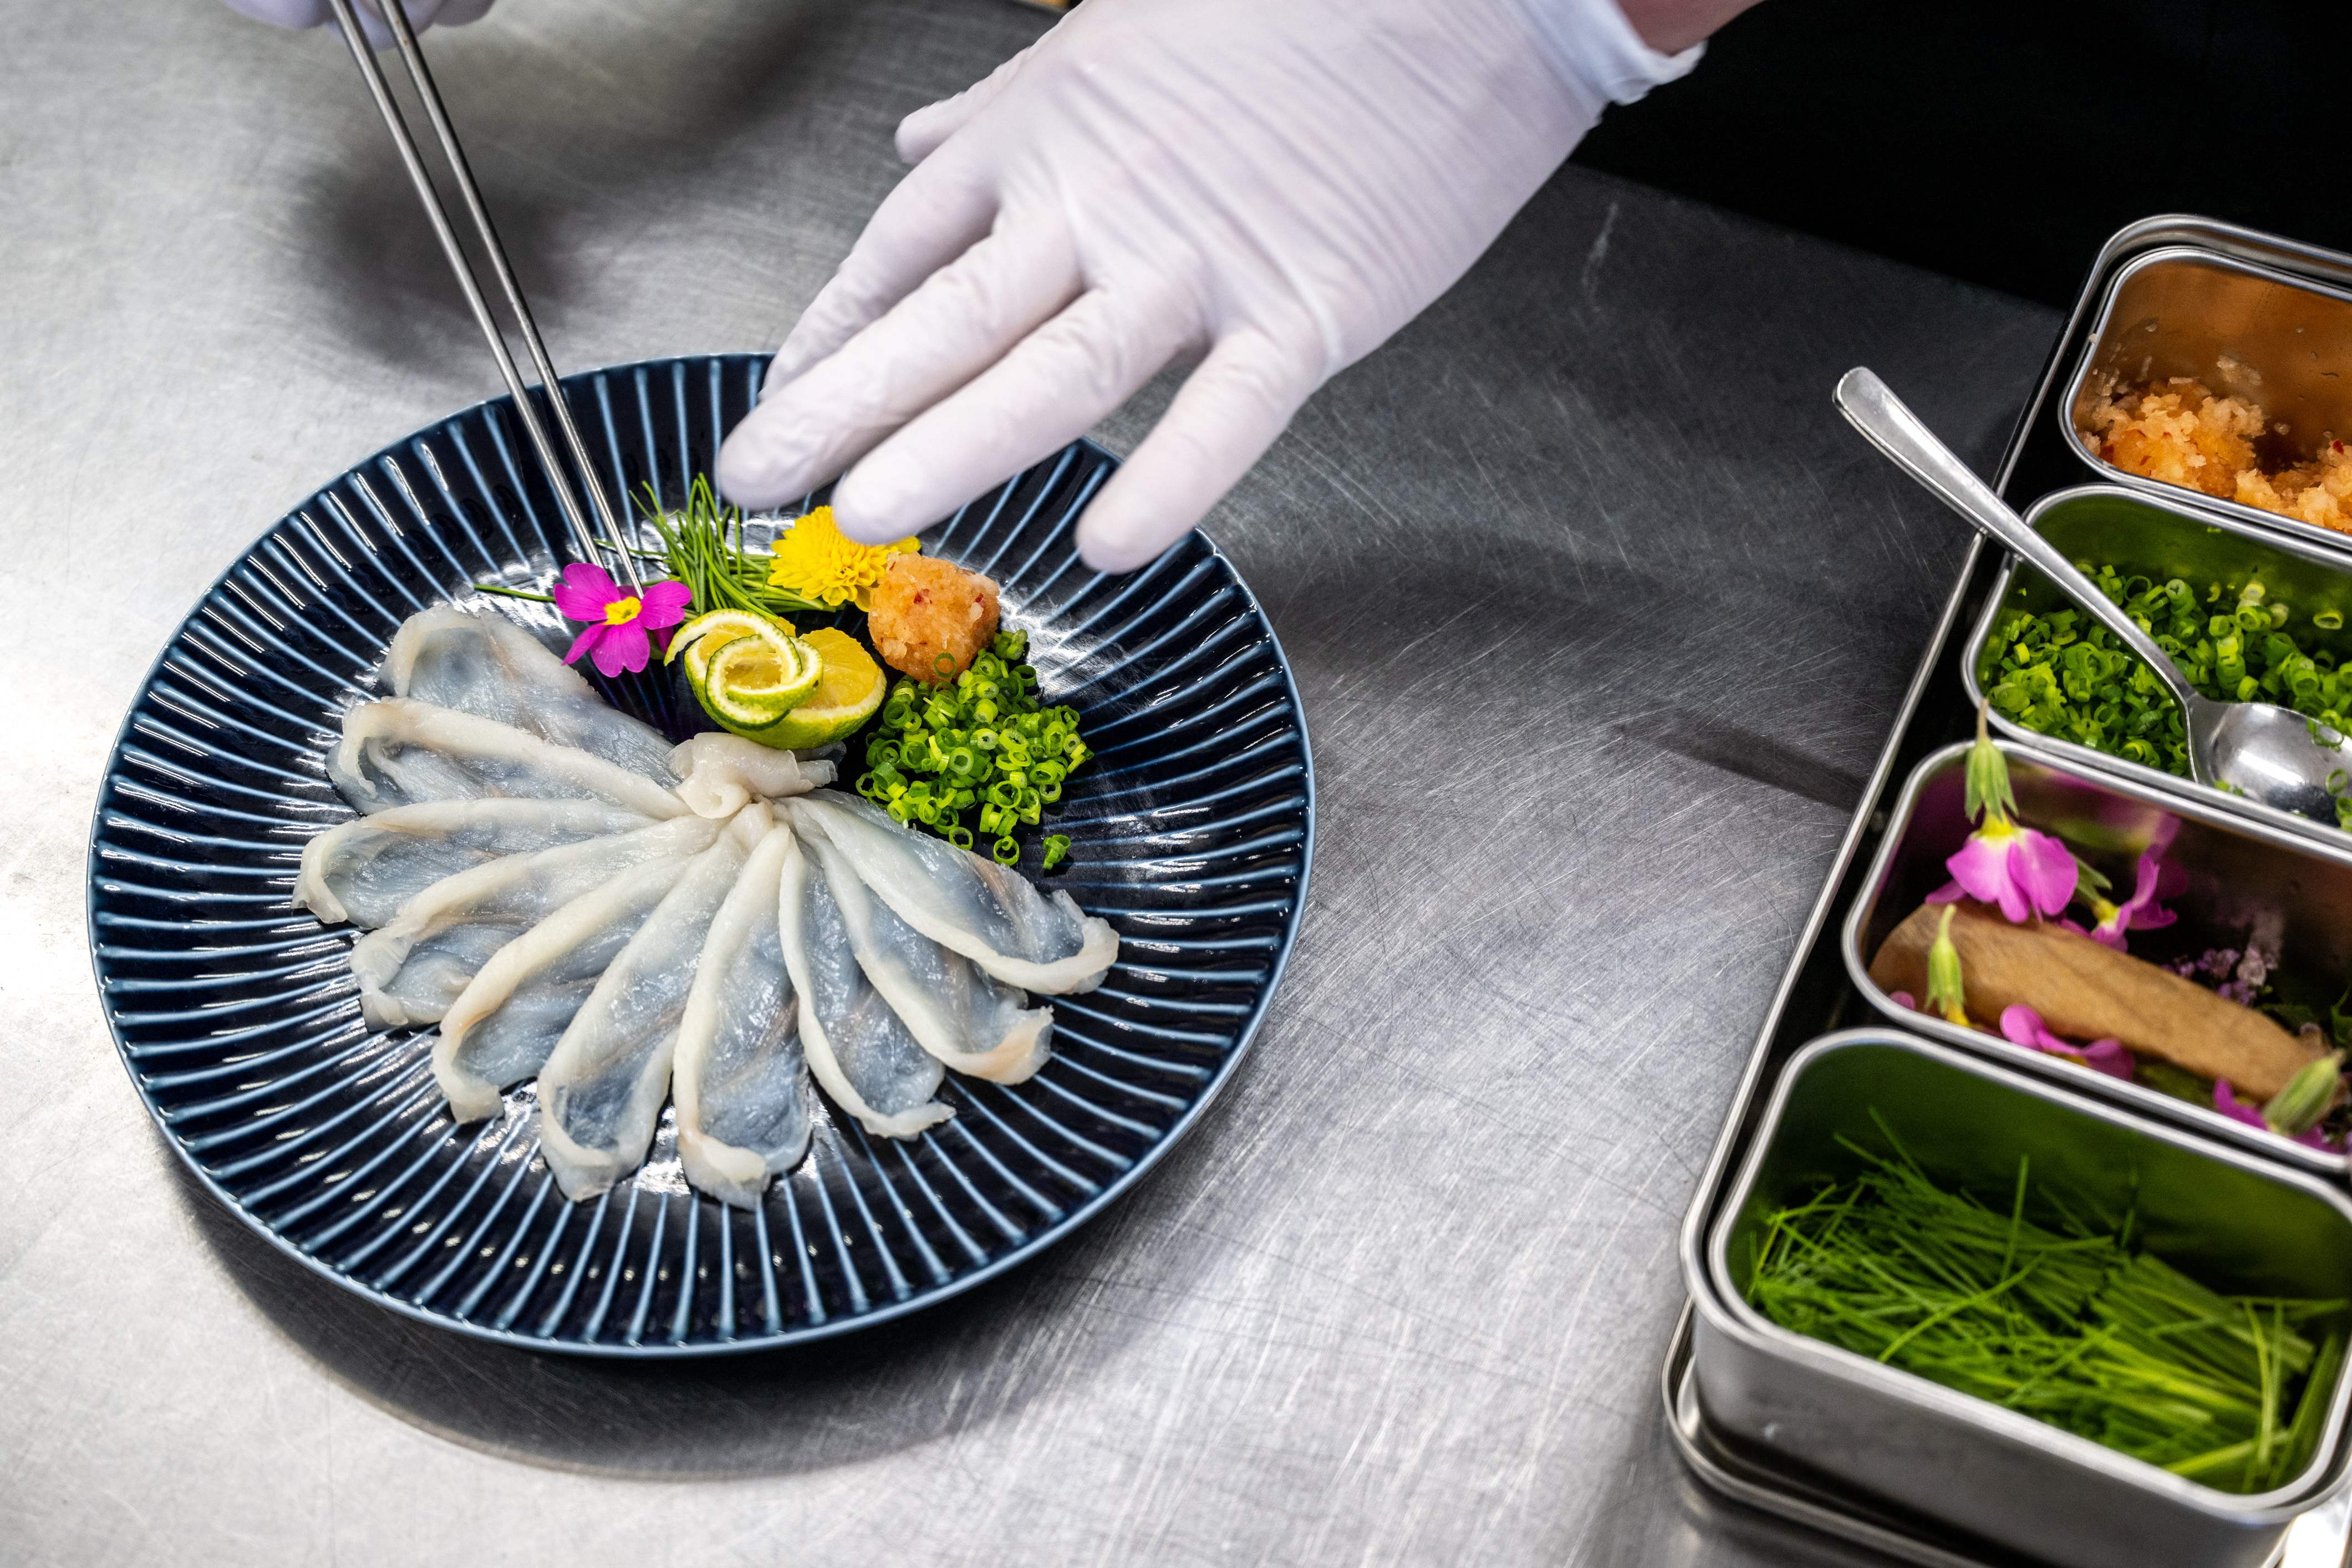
[766,506,919,611]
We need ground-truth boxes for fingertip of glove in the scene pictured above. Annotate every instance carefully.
[831,464,926,546]
[1075,515,1169,576]
[894,108,947,166]
[713,428,792,513]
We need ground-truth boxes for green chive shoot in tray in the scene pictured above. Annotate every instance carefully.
[1744,1119,2348,1494]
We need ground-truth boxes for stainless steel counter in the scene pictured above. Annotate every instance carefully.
[0,1,2061,1561]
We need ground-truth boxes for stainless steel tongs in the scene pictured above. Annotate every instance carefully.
[319,0,643,591]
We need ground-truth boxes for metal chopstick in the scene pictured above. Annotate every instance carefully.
[320,0,644,590]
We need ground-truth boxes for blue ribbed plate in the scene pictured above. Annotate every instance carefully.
[89,353,1312,1356]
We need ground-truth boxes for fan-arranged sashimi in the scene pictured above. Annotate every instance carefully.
[432,854,696,1121]
[674,821,811,1209]
[783,829,955,1138]
[350,814,722,1028]
[297,797,649,928]
[806,824,1053,1084]
[383,604,681,782]
[311,603,1118,1207]
[331,699,686,819]
[669,732,835,816]
[785,791,1117,995]
[538,806,769,1200]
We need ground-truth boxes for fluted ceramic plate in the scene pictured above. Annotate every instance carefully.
[89,354,1312,1356]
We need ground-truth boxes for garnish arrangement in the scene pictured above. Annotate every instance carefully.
[477,477,1089,868]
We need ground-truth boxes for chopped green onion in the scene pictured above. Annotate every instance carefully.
[850,625,1091,864]
[1986,568,2352,827]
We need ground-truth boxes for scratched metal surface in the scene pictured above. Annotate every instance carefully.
[0,1,2060,1562]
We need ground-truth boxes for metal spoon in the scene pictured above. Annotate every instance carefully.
[1834,366,2348,826]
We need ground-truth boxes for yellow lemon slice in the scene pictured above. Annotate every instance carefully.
[751,627,887,750]
[666,608,796,689]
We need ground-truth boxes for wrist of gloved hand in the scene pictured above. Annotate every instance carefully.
[1507,0,1703,112]
[217,0,495,49]
[716,0,1703,572]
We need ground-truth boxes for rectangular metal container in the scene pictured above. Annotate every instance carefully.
[1841,736,2352,1175]
[1962,481,2352,848]
[1676,224,2352,1326]
[1669,215,2352,1567]
[2063,246,2352,559]
[1664,1303,2352,1568]
[1691,1030,2352,1568]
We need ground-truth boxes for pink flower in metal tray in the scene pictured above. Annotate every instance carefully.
[1997,1004,2134,1083]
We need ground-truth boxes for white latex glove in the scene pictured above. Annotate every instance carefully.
[715,0,1697,571]
[218,0,495,49]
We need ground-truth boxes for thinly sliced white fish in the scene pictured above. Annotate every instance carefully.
[383,604,679,781]
[352,815,722,1029]
[433,853,696,1122]
[784,791,1117,994]
[778,829,952,1139]
[669,732,833,818]
[297,798,650,928]
[674,822,810,1208]
[329,699,684,819]
[538,806,770,1202]
[802,828,1051,1085]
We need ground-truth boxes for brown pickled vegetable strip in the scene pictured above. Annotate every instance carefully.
[1871,899,2324,1099]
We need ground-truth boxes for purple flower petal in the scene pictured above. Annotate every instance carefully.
[2215,1080,2337,1149]
[562,623,608,667]
[590,622,651,678]
[1946,835,2019,917]
[2010,828,2080,919]
[1997,1004,2136,1082]
[1998,1004,2048,1048]
[2113,851,2177,934]
[552,561,620,622]
[1923,880,1964,905]
[636,579,695,629]
[2214,1080,2269,1131]
[2076,1040,2135,1082]
[1890,991,1916,1010]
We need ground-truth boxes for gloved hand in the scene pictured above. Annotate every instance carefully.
[218,0,495,50]
[715,0,1701,571]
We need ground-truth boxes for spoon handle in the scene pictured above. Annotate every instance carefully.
[1833,368,2203,715]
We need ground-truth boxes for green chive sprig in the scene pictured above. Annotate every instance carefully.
[1745,1121,2347,1494]
[635,476,828,620]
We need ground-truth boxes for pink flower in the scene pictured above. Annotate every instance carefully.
[1998,1004,2134,1082]
[2080,851,2177,951]
[1939,818,2079,924]
[549,563,693,678]
[2214,1080,2338,1151]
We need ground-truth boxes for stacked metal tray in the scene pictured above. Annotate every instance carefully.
[1671,216,2352,1566]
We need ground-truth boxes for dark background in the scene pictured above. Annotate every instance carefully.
[1574,0,2339,307]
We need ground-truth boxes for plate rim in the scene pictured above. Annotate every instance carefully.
[86,351,1317,1358]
